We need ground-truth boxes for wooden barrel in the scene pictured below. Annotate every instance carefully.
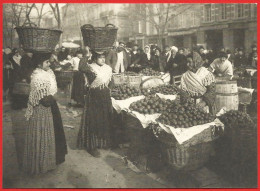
[215,80,239,111]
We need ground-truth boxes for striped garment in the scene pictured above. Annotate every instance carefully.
[23,104,56,174]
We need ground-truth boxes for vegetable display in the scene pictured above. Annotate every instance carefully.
[157,102,215,128]
[218,110,255,129]
[111,85,142,100]
[129,95,177,114]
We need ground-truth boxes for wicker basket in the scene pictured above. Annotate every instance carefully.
[81,24,118,51]
[12,82,30,95]
[160,141,213,171]
[112,74,127,86]
[127,75,142,88]
[15,23,62,52]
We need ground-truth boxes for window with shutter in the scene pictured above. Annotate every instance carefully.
[205,4,211,22]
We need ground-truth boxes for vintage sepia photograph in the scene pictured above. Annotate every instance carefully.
[2,3,258,188]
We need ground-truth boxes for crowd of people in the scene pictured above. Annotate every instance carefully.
[2,41,257,176]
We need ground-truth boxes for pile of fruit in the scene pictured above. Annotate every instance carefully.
[141,84,178,96]
[129,95,175,114]
[218,110,255,129]
[157,102,215,128]
[178,89,195,105]
[111,85,142,100]
[140,68,161,76]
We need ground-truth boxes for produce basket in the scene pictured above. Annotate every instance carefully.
[150,124,218,171]
[15,23,62,52]
[112,73,127,86]
[160,141,213,171]
[12,82,30,95]
[81,24,118,51]
[127,74,142,88]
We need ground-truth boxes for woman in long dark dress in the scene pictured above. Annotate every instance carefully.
[77,51,113,157]
[23,53,67,174]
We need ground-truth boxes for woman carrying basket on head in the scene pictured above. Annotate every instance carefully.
[23,53,67,175]
[77,50,113,157]
[180,52,217,115]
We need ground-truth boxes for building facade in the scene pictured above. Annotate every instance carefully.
[198,3,257,53]
[128,3,257,52]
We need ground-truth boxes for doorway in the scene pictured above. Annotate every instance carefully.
[233,29,245,49]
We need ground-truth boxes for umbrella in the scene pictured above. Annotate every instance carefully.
[62,42,80,48]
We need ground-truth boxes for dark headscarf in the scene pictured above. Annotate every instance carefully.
[32,52,52,68]
[187,52,204,72]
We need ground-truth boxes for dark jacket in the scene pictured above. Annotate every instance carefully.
[174,53,187,75]
[234,54,248,67]
[20,54,35,83]
[105,49,129,72]
[130,51,141,66]
[140,53,153,68]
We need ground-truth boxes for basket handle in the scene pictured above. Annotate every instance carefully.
[105,24,116,28]
[81,24,95,32]
[22,22,37,27]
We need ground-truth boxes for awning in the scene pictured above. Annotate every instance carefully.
[168,29,197,36]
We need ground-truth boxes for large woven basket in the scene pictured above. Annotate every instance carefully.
[160,141,213,171]
[81,24,118,51]
[15,23,62,52]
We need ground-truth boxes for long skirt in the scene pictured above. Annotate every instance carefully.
[77,87,113,152]
[51,100,68,165]
[23,104,56,174]
[71,71,85,104]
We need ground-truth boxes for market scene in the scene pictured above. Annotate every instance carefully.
[2,3,258,188]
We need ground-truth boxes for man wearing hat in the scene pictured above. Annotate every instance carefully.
[20,50,34,83]
[234,48,248,68]
[105,41,129,73]
[129,44,141,72]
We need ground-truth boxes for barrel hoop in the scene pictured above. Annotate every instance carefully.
[216,92,239,96]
